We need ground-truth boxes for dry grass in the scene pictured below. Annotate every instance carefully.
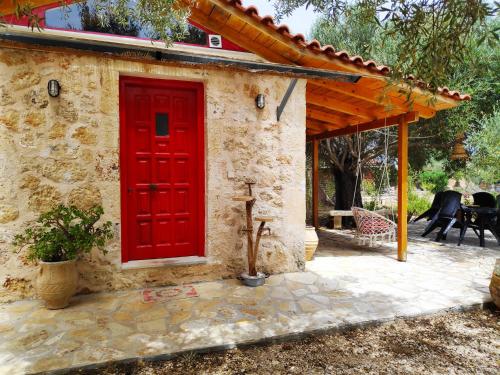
[85,308,499,375]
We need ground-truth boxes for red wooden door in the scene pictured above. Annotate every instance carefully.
[120,77,204,262]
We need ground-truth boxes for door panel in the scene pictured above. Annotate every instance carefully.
[120,77,204,261]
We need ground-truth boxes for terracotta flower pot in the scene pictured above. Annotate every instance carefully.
[489,259,500,309]
[37,259,78,309]
[305,226,319,261]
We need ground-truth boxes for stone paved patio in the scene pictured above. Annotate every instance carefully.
[0,222,498,374]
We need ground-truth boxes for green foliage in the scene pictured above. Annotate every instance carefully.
[96,0,193,45]
[310,5,398,66]
[0,2,41,30]
[407,190,431,216]
[424,17,500,176]
[275,0,498,90]
[418,170,448,193]
[364,200,383,211]
[1,0,193,46]
[361,179,382,211]
[362,179,377,198]
[313,9,499,187]
[78,2,140,36]
[13,205,113,263]
[466,109,500,184]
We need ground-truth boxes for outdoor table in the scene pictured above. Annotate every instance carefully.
[460,205,500,247]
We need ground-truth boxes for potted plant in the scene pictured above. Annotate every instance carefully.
[14,204,113,309]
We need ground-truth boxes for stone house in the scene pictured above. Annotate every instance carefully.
[0,0,468,302]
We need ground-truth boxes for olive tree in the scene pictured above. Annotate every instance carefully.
[274,0,498,90]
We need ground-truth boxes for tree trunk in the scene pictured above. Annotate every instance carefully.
[332,166,363,210]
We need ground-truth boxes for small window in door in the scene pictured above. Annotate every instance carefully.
[156,113,169,136]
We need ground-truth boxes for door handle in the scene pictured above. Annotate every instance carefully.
[149,184,157,191]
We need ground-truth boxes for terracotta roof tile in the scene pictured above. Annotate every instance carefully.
[224,0,470,101]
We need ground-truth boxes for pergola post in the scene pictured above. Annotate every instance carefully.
[312,139,319,229]
[397,116,409,262]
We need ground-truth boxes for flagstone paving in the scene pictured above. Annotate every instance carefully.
[0,223,498,374]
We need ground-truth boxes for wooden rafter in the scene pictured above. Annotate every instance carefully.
[190,11,293,64]
[306,118,333,132]
[191,1,305,64]
[307,107,351,126]
[307,92,374,120]
[308,80,437,119]
[195,0,461,112]
[307,112,419,141]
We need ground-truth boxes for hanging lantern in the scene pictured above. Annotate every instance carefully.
[450,132,468,161]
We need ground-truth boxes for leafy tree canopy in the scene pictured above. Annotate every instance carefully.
[275,0,498,90]
[311,7,499,173]
[466,108,500,184]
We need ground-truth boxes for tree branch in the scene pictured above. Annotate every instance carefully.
[325,139,343,171]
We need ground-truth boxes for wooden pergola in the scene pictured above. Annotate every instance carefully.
[2,0,470,261]
[183,0,469,262]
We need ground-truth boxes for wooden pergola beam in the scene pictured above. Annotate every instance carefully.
[307,92,374,120]
[196,0,455,116]
[309,80,437,119]
[309,80,389,106]
[306,119,331,132]
[307,112,419,141]
[307,107,350,127]
[188,7,294,64]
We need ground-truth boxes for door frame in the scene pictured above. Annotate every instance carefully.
[119,75,205,263]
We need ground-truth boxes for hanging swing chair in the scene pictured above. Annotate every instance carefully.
[352,207,397,247]
[350,120,398,247]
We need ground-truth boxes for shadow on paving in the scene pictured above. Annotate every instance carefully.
[0,221,497,374]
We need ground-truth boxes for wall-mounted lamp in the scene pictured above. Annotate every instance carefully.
[47,79,61,98]
[255,94,265,109]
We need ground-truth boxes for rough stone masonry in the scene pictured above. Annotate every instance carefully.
[0,44,307,302]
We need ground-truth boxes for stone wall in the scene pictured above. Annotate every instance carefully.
[0,44,306,302]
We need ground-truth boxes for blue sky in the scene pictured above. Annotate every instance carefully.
[241,0,319,38]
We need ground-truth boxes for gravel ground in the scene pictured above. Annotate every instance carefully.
[86,308,499,375]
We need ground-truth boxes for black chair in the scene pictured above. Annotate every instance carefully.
[421,191,465,242]
[472,192,496,208]
[413,191,444,222]
[469,192,498,239]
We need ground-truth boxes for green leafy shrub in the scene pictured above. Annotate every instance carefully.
[362,179,377,197]
[407,191,431,218]
[418,171,448,193]
[362,180,382,211]
[14,205,113,262]
[364,200,384,211]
